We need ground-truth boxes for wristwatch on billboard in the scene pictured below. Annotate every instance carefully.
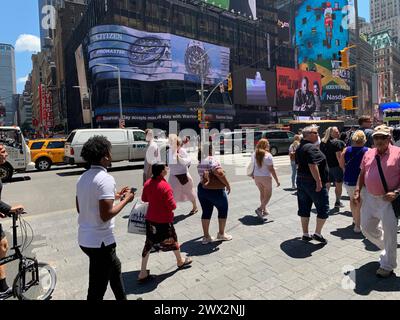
[129,36,168,66]
[184,40,210,76]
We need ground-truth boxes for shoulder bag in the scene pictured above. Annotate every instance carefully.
[375,155,400,218]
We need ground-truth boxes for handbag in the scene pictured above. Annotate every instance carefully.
[175,174,189,185]
[246,155,255,178]
[202,169,227,190]
[375,155,400,218]
[128,200,148,235]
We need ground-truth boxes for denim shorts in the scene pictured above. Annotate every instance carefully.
[296,178,330,220]
[328,166,344,183]
[197,184,228,220]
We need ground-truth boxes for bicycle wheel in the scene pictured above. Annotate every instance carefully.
[13,259,57,300]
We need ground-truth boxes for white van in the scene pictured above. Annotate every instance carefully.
[64,128,150,166]
[0,127,34,181]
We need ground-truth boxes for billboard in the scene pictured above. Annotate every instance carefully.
[233,67,276,107]
[75,44,92,125]
[87,25,230,86]
[295,0,351,106]
[276,67,322,116]
[201,0,257,19]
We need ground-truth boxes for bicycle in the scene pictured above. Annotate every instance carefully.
[0,211,57,300]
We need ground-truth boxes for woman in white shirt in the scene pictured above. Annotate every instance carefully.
[168,134,198,215]
[251,139,280,219]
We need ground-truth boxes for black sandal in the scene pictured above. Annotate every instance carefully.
[177,258,193,270]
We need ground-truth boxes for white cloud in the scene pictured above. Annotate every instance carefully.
[15,34,41,53]
[17,75,29,84]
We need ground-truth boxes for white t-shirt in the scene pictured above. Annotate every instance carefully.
[77,166,116,248]
[253,153,274,177]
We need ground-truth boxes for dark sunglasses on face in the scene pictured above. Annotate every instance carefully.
[373,135,389,140]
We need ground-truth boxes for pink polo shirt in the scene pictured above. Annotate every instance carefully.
[361,145,400,196]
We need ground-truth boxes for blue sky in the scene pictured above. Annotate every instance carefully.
[0,0,370,94]
[0,0,40,93]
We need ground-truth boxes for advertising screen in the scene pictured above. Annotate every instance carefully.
[233,67,276,107]
[201,0,257,19]
[295,0,351,106]
[87,25,230,86]
[276,67,322,116]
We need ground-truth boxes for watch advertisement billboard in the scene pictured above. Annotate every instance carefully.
[276,67,322,116]
[75,44,92,125]
[86,25,230,86]
[233,67,276,107]
[295,0,351,105]
[201,0,257,19]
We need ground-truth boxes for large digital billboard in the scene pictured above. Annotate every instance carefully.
[233,67,276,107]
[201,0,257,19]
[276,67,322,116]
[87,25,230,86]
[295,0,351,106]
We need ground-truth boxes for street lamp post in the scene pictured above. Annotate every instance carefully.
[73,86,93,129]
[94,63,123,127]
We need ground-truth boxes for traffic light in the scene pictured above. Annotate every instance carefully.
[197,109,203,121]
[342,97,353,110]
[228,73,233,91]
[340,47,350,69]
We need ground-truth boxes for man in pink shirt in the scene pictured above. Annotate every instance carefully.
[354,125,400,278]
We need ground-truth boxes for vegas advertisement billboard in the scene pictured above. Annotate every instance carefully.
[295,0,352,106]
[201,0,257,19]
[87,25,230,86]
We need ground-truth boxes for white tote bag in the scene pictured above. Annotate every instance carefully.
[128,200,148,235]
[246,154,255,177]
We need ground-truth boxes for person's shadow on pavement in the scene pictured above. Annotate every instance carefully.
[239,215,274,226]
[280,238,325,259]
[353,261,400,296]
[331,225,365,241]
[122,269,178,295]
[179,237,222,257]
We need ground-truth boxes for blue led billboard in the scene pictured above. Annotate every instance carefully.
[86,25,230,86]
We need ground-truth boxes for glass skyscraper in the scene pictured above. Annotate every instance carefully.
[0,43,17,125]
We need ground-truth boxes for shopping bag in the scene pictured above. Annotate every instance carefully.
[246,155,255,178]
[128,200,148,235]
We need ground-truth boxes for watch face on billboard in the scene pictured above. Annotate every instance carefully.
[87,25,230,85]
[233,67,276,107]
[201,0,257,19]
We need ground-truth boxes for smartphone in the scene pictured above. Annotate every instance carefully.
[131,188,138,193]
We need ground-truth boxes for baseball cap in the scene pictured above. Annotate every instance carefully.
[372,125,391,137]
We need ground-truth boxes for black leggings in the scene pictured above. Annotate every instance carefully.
[80,243,126,301]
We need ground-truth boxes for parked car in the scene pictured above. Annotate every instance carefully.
[64,128,150,167]
[28,138,66,171]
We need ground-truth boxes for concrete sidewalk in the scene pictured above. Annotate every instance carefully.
[3,173,400,300]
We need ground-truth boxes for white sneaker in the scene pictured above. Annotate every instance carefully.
[202,236,214,245]
[217,233,233,242]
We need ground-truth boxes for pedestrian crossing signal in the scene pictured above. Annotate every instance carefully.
[197,109,203,121]
[228,74,233,91]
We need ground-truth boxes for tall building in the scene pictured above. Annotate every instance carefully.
[359,17,373,37]
[64,0,284,131]
[370,0,400,43]
[0,44,17,125]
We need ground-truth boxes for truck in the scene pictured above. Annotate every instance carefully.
[0,126,35,181]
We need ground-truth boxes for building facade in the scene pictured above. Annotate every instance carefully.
[0,44,17,125]
[64,0,286,131]
[370,0,400,44]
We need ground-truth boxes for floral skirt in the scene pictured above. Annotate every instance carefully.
[142,220,180,257]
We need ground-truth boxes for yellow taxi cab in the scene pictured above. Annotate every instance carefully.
[28,138,66,171]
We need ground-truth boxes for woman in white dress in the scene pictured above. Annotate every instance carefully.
[168,134,198,215]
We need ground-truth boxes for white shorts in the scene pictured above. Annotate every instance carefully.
[344,184,356,199]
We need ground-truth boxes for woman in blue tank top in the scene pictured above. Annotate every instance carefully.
[339,130,368,233]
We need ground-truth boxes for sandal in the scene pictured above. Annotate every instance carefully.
[189,209,199,216]
[177,257,193,270]
[137,270,154,284]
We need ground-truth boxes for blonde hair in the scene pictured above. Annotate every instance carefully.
[292,135,301,148]
[322,127,333,144]
[255,139,270,168]
[351,130,366,145]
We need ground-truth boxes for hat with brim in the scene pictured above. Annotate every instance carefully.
[372,125,391,137]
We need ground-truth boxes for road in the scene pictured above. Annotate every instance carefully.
[3,153,292,216]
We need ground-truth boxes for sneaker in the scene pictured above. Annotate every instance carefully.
[312,234,328,245]
[0,287,12,300]
[216,233,233,242]
[255,208,264,220]
[354,226,362,233]
[335,201,345,208]
[202,236,214,245]
[302,235,313,242]
[376,267,394,278]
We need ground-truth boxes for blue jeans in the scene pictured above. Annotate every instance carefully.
[291,161,297,187]
[197,184,229,220]
[297,178,329,220]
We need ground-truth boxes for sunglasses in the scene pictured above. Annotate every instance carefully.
[373,135,389,140]
[309,132,319,135]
